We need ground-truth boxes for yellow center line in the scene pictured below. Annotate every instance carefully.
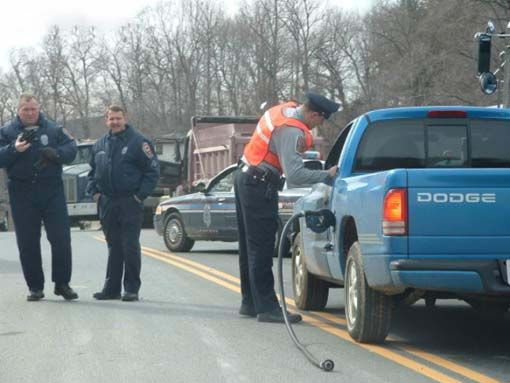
[94,236,241,293]
[401,346,499,383]
[92,236,500,383]
[307,312,499,383]
[141,245,240,284]
[143,250,241,294]
[141,244,500,383]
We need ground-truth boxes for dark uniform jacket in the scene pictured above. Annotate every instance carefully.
[0,114,77,181]
[86,125,160,201]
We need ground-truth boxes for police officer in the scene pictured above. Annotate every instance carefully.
[0,93,78,301]
[235,92,339,323]
[87,105,160,302]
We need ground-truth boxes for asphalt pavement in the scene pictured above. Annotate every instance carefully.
[0,228,509,383]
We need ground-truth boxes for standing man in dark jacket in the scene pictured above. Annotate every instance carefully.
[87,105,160,302]
[0,93,78,301]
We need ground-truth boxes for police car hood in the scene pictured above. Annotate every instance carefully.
[280,186,310,198]
[62,163,91,176]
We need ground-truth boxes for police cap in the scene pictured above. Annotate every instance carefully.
[305,91,340,119]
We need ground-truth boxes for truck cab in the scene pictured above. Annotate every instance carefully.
[62,141,97,228]
[64,140,172,228]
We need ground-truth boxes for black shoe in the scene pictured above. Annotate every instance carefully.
[54,284,78,300]
[257,308,302,324]
[93,291,121,300]
[239,304,257,317]
[121,292,139,302]
[27,290,44,301]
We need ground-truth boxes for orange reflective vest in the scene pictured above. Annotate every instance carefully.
[243,102,313,172]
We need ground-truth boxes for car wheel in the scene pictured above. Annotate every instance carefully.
[163,213,195,252]
[345,241,391,343]
[291,233,329,310]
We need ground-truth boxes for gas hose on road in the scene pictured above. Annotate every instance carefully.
[276,209,336,372]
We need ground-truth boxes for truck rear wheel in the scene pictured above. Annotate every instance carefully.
[345,242,391,343]
[164,213,195,252]
[292,233,329,310]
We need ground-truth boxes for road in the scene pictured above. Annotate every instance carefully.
[1,228,509,383]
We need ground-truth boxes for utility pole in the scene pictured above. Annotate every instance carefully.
[504,43,510,108]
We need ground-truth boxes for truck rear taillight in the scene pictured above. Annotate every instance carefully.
[382,189,407,236]
[427,110,467,118]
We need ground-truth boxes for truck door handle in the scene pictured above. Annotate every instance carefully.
[217,198,226,202]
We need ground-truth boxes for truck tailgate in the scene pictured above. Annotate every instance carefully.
[407,169,510,257]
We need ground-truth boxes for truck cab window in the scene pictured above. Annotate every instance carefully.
[470,120,510,167]
[325,121,354,169]
[354,121,425,172]
[353,118,510,172]
[426,125,467,167]
[70,145,93,165]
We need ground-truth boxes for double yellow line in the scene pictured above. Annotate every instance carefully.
[94,236,500,383]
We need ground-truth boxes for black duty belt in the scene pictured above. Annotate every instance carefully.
[241,165,283,188]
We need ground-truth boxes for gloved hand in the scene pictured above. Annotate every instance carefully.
[40,147,59,162]
[36,147,59,168]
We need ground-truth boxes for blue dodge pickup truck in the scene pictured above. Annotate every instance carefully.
[292,106,510,343]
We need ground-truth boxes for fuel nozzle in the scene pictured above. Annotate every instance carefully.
[304,209,335,233]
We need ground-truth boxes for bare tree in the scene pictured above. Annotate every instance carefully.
[61,26,100,138]
[41,26,68,122]
[281,0,325,98]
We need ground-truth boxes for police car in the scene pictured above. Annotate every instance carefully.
[153,160,323,253]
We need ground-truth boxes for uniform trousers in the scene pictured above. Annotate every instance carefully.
[99,195,143,294]
[8,178,72,290]
[234,170,280,313]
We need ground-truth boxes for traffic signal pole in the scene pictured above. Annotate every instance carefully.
[475,21,510,107]
[504,43,510,108]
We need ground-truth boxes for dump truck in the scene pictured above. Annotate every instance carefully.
[155,116,330,196]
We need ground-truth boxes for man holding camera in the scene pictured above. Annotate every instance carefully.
[0,94,78,301]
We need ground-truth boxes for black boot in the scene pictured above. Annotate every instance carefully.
[27,290,44,302]
[121,292,139,302]
[238,304,257,317]
[54,284,78,300]
[257,307,302,323]
[93,291,121,300]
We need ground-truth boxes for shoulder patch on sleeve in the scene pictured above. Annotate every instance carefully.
[296,136,306,153]
[142,142,154,158]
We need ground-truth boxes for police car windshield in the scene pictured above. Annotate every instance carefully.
[70,145,93,165]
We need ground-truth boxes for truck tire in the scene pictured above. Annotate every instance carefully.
[291,233,329,310]
[164,213,195,252]
[345,241,391,343]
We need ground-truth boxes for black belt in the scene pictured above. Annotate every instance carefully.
[241,165,282,188]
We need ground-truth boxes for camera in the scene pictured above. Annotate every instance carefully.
[19,127,38,144]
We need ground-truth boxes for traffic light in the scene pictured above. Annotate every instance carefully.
[475,33,492,75]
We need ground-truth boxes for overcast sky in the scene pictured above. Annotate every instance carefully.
[0,0,373,70]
